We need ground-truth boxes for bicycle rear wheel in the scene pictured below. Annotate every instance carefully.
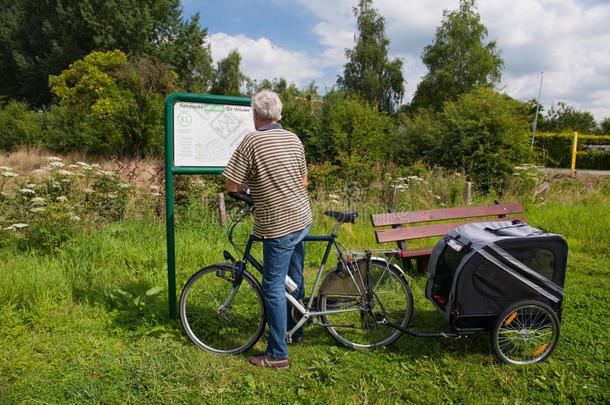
[180,264,266,355]
[319,259,413,349]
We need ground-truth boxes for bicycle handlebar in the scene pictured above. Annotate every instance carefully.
[228,191,253,206]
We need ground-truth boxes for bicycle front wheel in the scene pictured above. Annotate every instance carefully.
[319,259,413,349]
[179,264,266,355]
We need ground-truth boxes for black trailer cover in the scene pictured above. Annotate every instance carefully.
[426,220,567,324]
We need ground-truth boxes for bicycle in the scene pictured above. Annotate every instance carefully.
[179,191,414,355]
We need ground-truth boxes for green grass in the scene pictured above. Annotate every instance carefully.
[1,184,609,403]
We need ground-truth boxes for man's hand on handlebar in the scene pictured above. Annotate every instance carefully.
[228,191,253,206]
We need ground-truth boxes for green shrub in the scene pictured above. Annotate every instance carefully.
[534,132,610,168]
[0,101,43,151]
[576,151,610,170]
[400,88,532,188]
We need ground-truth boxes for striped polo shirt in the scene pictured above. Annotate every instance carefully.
[222,123,312,239]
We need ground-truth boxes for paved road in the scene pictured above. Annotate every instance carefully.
[539,168,610,176]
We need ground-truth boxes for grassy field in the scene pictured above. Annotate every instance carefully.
[1,155,609,403]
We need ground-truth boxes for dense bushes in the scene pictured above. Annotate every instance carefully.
[398,88,532,186]
[0,101,43,151]
[534,132,610,168]
[576,151,610,170]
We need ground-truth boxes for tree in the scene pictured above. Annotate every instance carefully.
[539,102,598,134]
[410,0,503,111]
[337,0,404,113]
[0,0,211,106]
[210,50,247,96]
[600,117,610,135]
[400,88,531,186]
[48,50,178,155]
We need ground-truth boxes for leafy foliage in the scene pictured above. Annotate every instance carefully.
[210,50,247,97]
[400,88,531,186]
[48,50,178,155]
[0,0,211,106]
[534,132,610,168]
[313,91,393,178]
[600,117,610,135]
[0,101,43,151]
[410,0,504,111]
[539,102,598,134]
[337,0,404,113]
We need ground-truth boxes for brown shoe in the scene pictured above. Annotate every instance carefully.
[247,354,290,369]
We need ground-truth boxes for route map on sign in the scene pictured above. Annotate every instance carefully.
[173,102,254,167]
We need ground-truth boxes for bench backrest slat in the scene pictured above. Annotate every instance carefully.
[375,216,527,243]
[371,203,524,227]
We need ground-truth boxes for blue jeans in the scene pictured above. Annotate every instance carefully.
[261,224,311,359]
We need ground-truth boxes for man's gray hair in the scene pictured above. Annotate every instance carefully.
[252,90,282,121]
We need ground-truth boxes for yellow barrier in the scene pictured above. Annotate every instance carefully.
[571,131,579,177]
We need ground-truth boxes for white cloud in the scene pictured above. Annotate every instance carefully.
[209,0,610,120]
[297,0,610,120]
[209,33,323,86]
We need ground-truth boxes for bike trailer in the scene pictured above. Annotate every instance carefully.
[426,220,567,331]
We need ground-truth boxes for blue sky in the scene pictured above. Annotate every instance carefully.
[182,0,610,122]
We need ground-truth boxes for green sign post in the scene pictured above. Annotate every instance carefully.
[164,92,253,318]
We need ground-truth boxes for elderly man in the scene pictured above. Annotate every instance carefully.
[222,89,312,368]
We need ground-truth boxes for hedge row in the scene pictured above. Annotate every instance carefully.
[535,132,610,168]
[576,151,610,170]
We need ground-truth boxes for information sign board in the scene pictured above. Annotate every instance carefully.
[173,102,254,167]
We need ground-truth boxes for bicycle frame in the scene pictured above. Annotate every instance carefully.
[228,221,366,340]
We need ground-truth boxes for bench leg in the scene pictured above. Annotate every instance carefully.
[415,256,430,274]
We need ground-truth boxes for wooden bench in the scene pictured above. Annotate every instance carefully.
[371,203,527,272]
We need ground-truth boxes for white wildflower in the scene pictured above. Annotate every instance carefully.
[152,192,161,197]
[20,188,35,194]
[45,156,62,161]
[91,163,100,168]
[30,207,45,213]
[394,177,406,182]
[120,183,131,188]
[108,192,117,199]
[0,166,11,171]
[83,188,94,194]
[57,196,68,202]
[77,161,90,167]
[1,172,18,177]
[70,214,81,221]
[50,161,65,167]
[27,183,36,188]
[150,185,160,190]
[8,223,29,229]
[32,169,46,174]
[52,181,60,188]
[57,170,74,176]
[97,170,113,176]
[435,195,441,200]
[328,193,339,199]
[407,176,423,182]
[68,164,79,169]
[31,197,45,205]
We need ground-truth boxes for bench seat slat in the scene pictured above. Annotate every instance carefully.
[371,203,524,227]
[375,216,527,243]
[400,247,434,258]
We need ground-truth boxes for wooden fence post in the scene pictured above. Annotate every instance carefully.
[217,192,227,227]
[464,181,472,205]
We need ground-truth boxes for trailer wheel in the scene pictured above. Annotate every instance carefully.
[491,300,560,365]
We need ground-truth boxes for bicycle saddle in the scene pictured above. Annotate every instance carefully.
[324,210,358,223]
